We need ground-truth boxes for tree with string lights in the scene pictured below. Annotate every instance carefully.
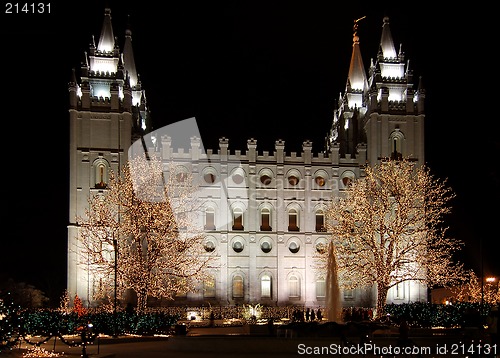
[324,158,467,318]
[76,154,215,313]
[451,270,500,304]
[0,294,20,352]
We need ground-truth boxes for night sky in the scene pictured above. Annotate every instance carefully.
[1,1,498,304]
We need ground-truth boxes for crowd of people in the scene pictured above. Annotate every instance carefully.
[291,307,323,322]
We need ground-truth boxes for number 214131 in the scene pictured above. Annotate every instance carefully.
[5,3,51,14]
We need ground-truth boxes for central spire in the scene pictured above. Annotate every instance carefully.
[348,16,368,94]
[97,8,115,53]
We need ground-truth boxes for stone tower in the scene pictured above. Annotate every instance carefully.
[67,8,151,304]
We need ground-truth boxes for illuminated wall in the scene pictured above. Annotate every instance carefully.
[67,9,426,308]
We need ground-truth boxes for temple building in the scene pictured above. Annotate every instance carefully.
[67,8,427,308]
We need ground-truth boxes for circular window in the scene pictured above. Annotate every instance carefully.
[289,241,300,253]
[232,241,244,253]
[232,173,244,184]
[204,240,216,252]
[204,173,216,184]
[315,176,325,186]
[260,174,272,185]
[176,172,187,182]
[260,241,272,253]
[288,175,299,186]
[315,242,327,254]
[341,171,356,187]
[342,177,353,186]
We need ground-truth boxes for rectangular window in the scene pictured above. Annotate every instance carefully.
[315,214,325,232]
[288,213,299,231]
[343,288,354,299]
[261,277,271,298]
[233,276,244,298]
[394,282,405,300]
[205,211,215,230]
[288,277,300,298]
[204,278,216,298]
[232,213,243,230]
[343,281,354,300]
[260,212,271,231]
[316,280,326,298]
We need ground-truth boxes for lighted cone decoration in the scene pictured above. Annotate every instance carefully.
[325,241,342,323]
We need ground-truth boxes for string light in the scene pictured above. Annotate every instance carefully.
[323,158,468,318]
[77,154,215,312]
[22,346,64,357]
[452,271,500,304]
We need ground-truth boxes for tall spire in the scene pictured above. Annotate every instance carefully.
[123,15,139,88]
[379,16,397,59]
[347,16,368,98]
[326,16,368,155]
[97,8,115,52]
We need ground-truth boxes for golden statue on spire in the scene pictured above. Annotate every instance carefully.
[353,16,366,37]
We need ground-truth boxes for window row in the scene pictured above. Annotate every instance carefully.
[204,237,308,254]
[178,275,406,301]
[90,160,357,190]
[204,167,331,187]
[198,275,359,300]
[204,207,326,232]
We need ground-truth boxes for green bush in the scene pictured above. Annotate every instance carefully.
[17,309,179,337]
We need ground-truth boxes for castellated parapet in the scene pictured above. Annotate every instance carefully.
[147,134,368,307]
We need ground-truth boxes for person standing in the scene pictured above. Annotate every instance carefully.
[316,308,323,321]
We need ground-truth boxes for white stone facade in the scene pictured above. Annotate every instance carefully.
[67,9,428,309]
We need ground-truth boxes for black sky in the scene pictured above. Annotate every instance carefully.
[1,1,498,303]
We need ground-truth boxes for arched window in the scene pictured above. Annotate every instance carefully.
[288,275,300,298]
[261,274,271,298]
[205,207,216,231]
[232,275,244,298]
[93,160,109,189]
[260,207,271,231]
[287,169,301,186]
[341,170,356,188]
[288,208,299,232]
[232,208,244,230]
[315,209,326,232]
[314,170,328,188]
[202,166,217,184]
[259,169,273,186]
[389,130,405,160]
[175,166,189,183]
